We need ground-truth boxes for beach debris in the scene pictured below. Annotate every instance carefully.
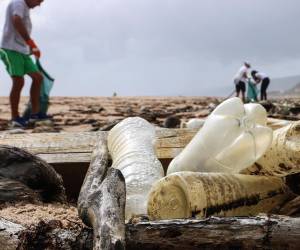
[126,215,300,249]
[108,117,164,219]
[163,116,181,128]
[147,172,292,220]
[78,133,126,249]
[167,97,273,175]
[180,118,205,129]
[0,145,66,203]
[243,121,300,176]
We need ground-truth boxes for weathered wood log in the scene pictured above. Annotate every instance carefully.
[78,134,109,227]
[93,168,126,250]
[0,218,25,250]
[78,134,126,250]
[0,129,194,164]
[0,119,289,166]
[278,196,300,216]
[0,177,41,203]
[0,145,66,203]
[79,168,126,250]
[4,219,93,249]
[2,215,300,249]
[126,215,300,250]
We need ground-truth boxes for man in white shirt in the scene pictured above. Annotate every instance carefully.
[251,70,270,101]
[0,0,44,128]
[233,62,251,103]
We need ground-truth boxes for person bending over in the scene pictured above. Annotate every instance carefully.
[251,70,270,101]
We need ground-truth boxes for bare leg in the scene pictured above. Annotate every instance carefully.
[28,72,43,114]
[241,91,245,103]
[10,77,24,119]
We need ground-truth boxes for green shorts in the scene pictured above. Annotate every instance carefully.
[0,48,39,77]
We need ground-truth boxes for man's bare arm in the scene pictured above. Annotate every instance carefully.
[12,15,31,41]
[12,15,41,58]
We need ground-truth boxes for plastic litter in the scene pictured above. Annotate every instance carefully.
[167,97,273,175]
[107,117,164,219]
[23,59,54,120]
[181,118,206,130]
[148,172,289,220]
[247,79,258,103]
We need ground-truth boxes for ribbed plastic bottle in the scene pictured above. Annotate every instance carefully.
[167,97,273,175]
[107,117,164,219]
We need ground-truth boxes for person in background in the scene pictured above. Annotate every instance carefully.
[233,62,251,103]
[0,0,44,128]
[251,70,270,101]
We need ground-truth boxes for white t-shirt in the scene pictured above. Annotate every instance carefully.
[255,72,268,81]
[233,65,249,84]
[1,0,31,54]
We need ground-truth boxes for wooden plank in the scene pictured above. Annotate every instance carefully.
[0,131,101,154]
[0,118,292,165]
[0,128,195,164]
[36,153,91,164]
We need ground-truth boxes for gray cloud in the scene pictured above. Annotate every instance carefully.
[0,0,300,96]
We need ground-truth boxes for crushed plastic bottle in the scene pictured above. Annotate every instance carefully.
[167,97,273,175]
[107,117,164,219]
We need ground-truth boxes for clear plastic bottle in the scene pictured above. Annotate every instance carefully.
[167,97,273,175]
[107,117,164,219]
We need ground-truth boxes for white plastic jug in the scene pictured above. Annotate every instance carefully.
[107,117,164,219]
[167,97,273,174]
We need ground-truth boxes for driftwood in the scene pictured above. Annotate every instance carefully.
[0,118,289,166]
[0,129,194,164]
[0,218,25,250]
[78,134,109,226]
[78,134,126,249]
[126,215,300,250]
[93,168,126,249]
[1,215,300,250]
[0,145,66,203]
[278,196,300,216]
[0,218,93,249]
[0,177,41,203]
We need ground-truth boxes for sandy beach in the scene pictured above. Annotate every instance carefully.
[0,96,299,132]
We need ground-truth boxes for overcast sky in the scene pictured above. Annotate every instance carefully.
[0,0,300,96]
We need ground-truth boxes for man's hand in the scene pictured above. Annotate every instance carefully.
[26,39,41,58]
